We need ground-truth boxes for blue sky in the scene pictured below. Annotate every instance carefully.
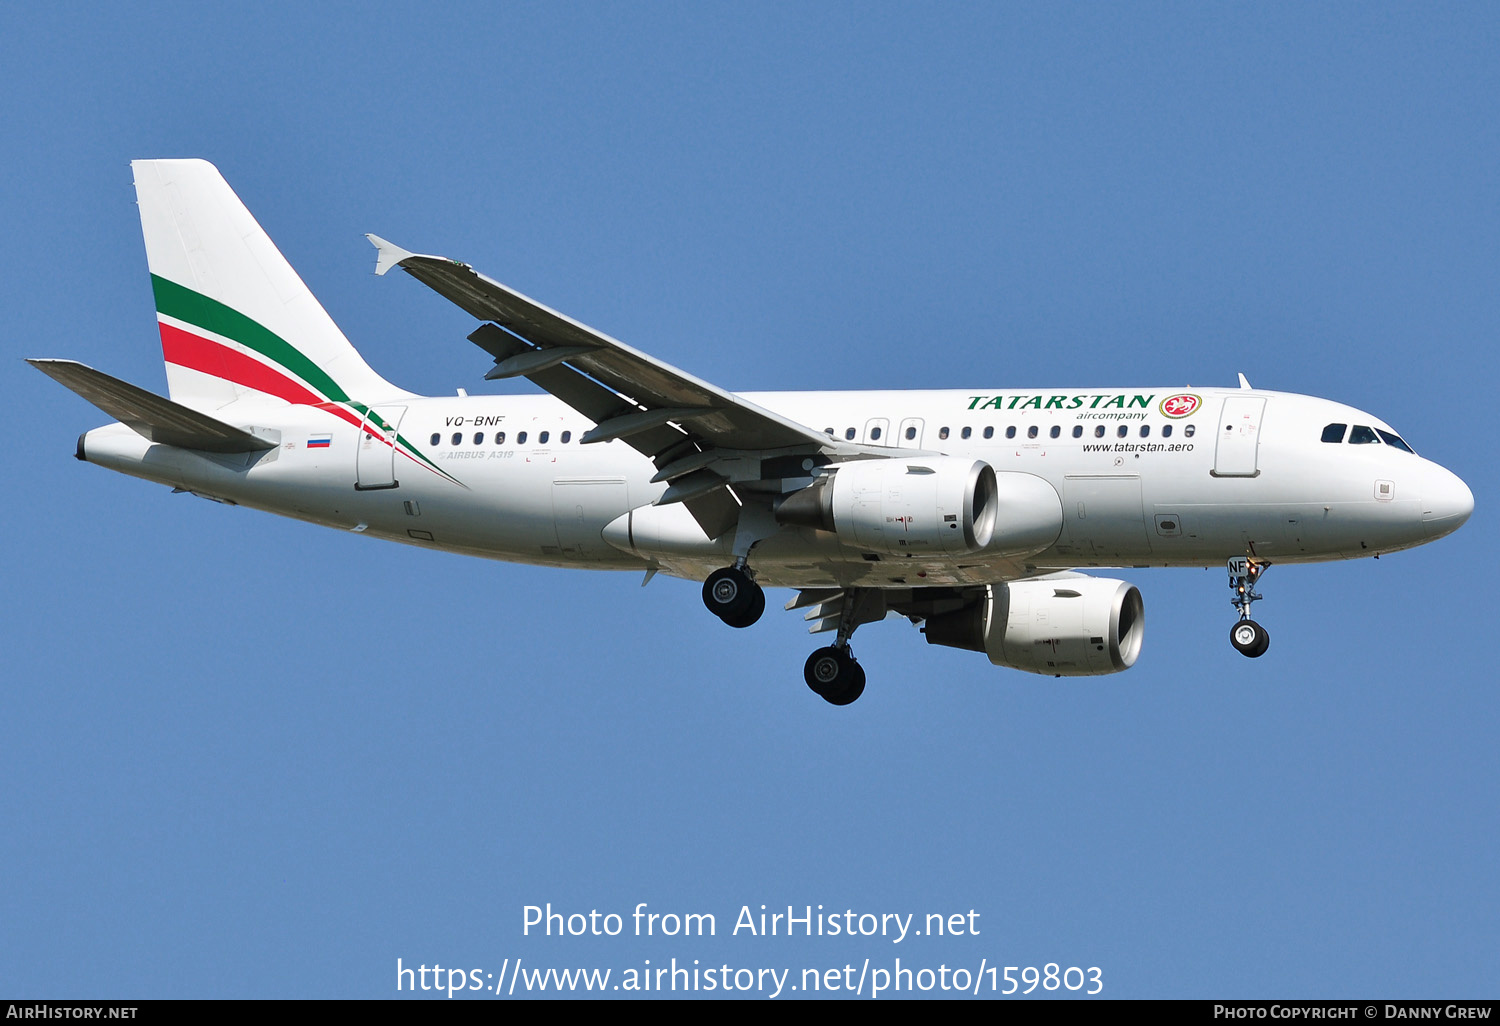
[4,2,1497,999]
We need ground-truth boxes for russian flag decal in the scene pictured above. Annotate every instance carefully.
[307,435,333,449]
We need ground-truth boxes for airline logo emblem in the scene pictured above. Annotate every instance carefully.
[1160,394,1202,419]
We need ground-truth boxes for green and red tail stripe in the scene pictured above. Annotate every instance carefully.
[152,275,459,485]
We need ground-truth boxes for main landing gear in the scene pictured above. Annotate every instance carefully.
[702,563,765,628]
[804,646,866,706]
[702,568,872,706]
[796,588,881,706]
[1228,558,1271,658]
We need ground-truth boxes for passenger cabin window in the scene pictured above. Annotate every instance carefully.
[451,432,462,445]
[845,427,856,440]
[962,426,972,439]
[517,431,528,444]
[1117,425,1128,438]
[1348,425,1379,445]
[561,431,571,444]
[474,432,484,445]
[430,433,441,446]
[539,431,550,444]
[904,426,916,440]
[1321,423,1347,443]
[1006,426,1016,439]
[1027,425,1038,439]
[495,431,506,444]
[1072,425,1082,438]
[1095,425,1106,438]
[1050,425,1060,439]
[938,426,949,440]
[1162,424,1173,438]
[869,426,882,441]
[983,426,994,439]
[1140,425,1149,438]
[1184,425,1196,438]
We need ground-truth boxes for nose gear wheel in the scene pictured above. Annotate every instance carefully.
[1229,619,1270,657]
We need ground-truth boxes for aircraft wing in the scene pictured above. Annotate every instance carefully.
[367,236,875,538]
[367,236,843,454]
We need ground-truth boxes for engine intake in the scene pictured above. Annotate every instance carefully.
[924,577,1144,675]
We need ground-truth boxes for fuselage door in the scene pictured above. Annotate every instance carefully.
[356,404,406,490]
[897,417,924,449]
[1213,397,1266,477]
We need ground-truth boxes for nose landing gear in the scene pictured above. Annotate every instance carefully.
[1228,557,1270,658]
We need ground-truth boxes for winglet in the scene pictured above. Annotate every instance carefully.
[1238,372,1253,390]
[365,233,416,277]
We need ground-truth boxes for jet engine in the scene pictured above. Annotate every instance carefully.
[922,577,1144,675]
[776,458,1062,558]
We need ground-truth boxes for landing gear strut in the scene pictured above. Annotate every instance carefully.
[703,563,765,628]
[794,587,882,705]
[1228,558,1271,658]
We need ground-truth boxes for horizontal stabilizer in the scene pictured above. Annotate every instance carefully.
[29,359,275,453]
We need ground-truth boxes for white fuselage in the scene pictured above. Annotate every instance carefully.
[77,384,1473,590]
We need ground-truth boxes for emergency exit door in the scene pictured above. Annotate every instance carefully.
[355,405,407,490]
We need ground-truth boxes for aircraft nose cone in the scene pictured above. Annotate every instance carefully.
[1421,463,1474,533]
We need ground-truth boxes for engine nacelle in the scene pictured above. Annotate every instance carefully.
[923,577,1144,675]
[776,459,1062,558]
[777,456,997,555]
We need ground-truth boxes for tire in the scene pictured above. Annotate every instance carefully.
[804,647,846,694]
[804,647,865,704]
[703,567,758,623]
[1249,628,1270,658]
[823,661,866,706]
[1230,619,1269,658]
[720,583,766,628]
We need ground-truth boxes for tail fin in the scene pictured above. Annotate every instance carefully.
[133,159,407,410]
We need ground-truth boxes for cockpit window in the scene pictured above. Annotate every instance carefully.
[1377,429,1415,454]
[1348,425,1380,445]
[1321,423,1347,443]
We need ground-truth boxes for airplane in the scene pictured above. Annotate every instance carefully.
[30,159,1474,705]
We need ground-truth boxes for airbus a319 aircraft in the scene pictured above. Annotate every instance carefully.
[33,160,1474,705]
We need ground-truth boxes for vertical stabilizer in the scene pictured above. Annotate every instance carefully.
[133,159,407,410]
